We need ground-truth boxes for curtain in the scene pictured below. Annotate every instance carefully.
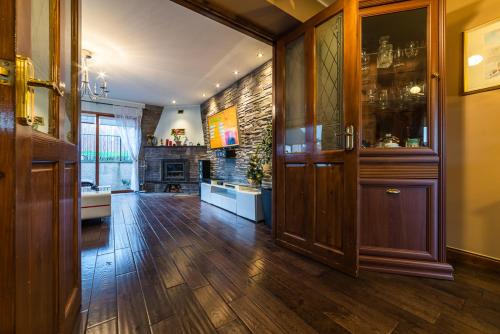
[112,105,142,191]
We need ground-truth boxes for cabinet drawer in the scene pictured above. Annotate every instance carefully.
[360,179,438,261]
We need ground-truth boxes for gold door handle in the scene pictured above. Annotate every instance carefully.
[386,188,401,194]
[27,78,65,96]
[15,55,64,126]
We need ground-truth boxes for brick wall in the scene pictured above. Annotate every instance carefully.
[139,104,163,186]
[200,60,273,184]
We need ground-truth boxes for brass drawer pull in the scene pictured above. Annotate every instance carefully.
[27,78,65,96]
[386,188,401,194]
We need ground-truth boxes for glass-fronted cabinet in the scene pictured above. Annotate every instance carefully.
[361,8,429,149]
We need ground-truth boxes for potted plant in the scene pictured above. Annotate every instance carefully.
[171,130,182,146]
[257,122,272,228]
[257,123,272,175]
[246,153,263,186]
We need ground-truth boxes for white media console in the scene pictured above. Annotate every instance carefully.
[200,182,264,222]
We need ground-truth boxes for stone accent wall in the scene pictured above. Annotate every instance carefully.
[139,104,163,187]
[200,60,272,184]
[143,146,208,193]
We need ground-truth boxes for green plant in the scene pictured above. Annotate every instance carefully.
[257,122,272,165]
[246,153,263,184]
[171,129,181,142]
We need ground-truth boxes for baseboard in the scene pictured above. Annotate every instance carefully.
[446,247,500,273]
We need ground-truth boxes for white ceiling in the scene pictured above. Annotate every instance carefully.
[82,0,272,107]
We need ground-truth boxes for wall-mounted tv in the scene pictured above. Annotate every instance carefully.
[207,106,240,149]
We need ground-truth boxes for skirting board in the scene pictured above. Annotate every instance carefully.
[447,247,500,273]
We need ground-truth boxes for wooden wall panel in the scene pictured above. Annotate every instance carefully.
[283,164,308,241]
[313,164,343,252]
[30,163,57,333]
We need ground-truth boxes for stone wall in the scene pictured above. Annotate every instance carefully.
[200,60,272,184]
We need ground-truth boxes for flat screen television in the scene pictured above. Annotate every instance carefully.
[207,106,240,149]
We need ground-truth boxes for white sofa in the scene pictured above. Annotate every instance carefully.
[81,187,111,220]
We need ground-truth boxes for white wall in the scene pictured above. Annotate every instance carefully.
[154,105,204,145]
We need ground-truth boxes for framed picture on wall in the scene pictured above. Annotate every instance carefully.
[463,17,500,94]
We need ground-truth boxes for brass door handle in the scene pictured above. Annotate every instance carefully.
[386,188,401,194]
[27,78,65,96]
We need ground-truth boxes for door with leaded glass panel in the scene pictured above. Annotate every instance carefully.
[275,0,360,276]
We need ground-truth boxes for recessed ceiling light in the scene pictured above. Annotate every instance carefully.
[202,93,207,97]
[257,52,263,58]
[216,83,220,88]
[172,100,176,104]
[233,70,239,75]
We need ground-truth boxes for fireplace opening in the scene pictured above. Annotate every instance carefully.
[162,159,188,182]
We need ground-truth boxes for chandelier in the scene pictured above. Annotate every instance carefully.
[81,49,109,100]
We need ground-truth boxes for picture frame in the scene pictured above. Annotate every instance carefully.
[463,17,500,95]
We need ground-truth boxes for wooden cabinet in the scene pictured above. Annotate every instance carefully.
[275,0,452,279]
[357,0,452,279]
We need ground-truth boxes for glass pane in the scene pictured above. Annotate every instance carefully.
[285,36,306,154]
[98,116,133,191]
[61,0,73,142]
[361,8,428,149]
[32,0,52,135]
[81,114,97,186]
[316,13,344,151]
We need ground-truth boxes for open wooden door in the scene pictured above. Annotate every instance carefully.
[0,0,81,332]
[275,0,360,276]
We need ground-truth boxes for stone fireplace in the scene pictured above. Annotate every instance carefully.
[142,146,208,193]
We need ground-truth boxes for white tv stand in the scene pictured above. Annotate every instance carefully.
[200,182,263,222]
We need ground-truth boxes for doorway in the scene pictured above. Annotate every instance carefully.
[81,112,134,193]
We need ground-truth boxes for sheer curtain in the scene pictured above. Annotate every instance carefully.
[112,105,142,191]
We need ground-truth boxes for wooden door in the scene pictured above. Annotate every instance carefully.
[0,0,81,332]
[275,0,360,276]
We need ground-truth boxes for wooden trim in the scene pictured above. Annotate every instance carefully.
[446,247,500,273]
[112,189,133,194]
[167,0,275,45]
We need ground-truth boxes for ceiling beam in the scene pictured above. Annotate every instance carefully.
[168,0,276,45]
[265,0,327,22]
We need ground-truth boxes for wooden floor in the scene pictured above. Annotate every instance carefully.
[77,193,500,334]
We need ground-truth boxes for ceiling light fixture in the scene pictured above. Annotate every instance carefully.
[216,83,220,88]
[257,52,264,58]
[80,49,109,100]
[202,93,207,97]
[172,100,176,104]
[233,70,239,75]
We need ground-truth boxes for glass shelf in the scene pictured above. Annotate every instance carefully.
[361,8,429,150]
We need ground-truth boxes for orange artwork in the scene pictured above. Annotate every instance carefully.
[208,106,239,149]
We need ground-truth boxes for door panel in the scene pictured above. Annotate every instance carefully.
[313,163,343,252]
[283,164,309,242]
[276,0,359,276]
[30,163,57,333]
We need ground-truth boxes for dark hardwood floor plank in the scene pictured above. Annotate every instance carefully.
[170,248,209,289]
[86,319,117,334]
[216,319,251,334]
[167,284,217,334]
[133,250,175,325]
[193,285,237,329]
[116,272,151,334]
[80,194,500,334]
[151,316,185,334]
[87,253,117,328]
[115,248,135,276]
[229,296,286,334]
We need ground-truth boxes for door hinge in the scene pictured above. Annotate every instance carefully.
[0,59,15,86]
